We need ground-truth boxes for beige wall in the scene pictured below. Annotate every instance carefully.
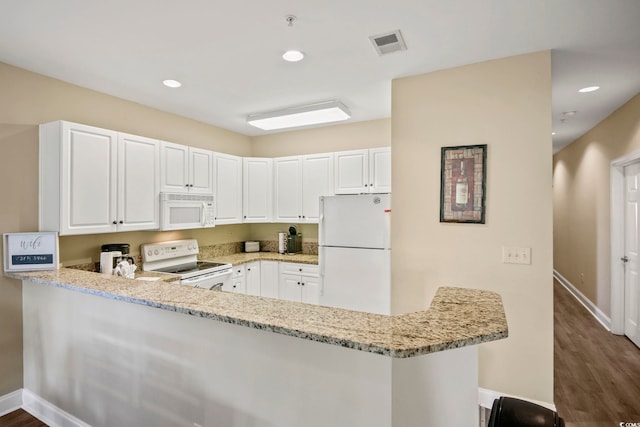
[392,52,554,403]
[251,118,390,157]
[553,93,640,316]
[0,62,253,394]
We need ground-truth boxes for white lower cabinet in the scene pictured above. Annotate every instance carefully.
[245,261,261,296]
[224,265,245,293]
[278,262,321,304]
[260,261,279,298]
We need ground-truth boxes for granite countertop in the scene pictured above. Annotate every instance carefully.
[204,252,318,266]
[7,268,507,358]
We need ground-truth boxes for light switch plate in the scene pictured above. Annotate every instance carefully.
[502,246,532,265]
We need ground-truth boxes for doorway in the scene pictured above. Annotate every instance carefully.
[611,152,640,347]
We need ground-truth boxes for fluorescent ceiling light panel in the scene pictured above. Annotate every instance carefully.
[247,100,351,130]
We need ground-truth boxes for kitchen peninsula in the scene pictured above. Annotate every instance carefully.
[9,268,507,426]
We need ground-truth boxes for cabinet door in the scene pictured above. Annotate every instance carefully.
[189,147,214,194]
[369,147,391,193]
[302,153,334,222]
[214,153,243,224]
[301,275,321,305]
[245,262,261,296]
[61,122,118,235]
[279,273,302,302]
[117,133,160,232]
[243,158,273,222]
[260,261,279,298]
[273,156,302,223]
[334,149,368,194]
[229,265,246,293]
[160,141,189,193]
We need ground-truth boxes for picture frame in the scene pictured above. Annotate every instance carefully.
[3,232,59,272]
[440,144,487,224]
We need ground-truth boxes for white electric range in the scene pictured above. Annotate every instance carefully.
[141,239,232,290]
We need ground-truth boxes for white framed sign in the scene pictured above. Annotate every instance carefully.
[3,232,59,272]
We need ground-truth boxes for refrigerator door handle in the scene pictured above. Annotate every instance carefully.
[319,245,325,296]
[318,196,325,245]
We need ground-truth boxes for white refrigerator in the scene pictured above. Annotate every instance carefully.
[318,194,391,315]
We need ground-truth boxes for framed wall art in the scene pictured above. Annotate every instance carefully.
[440,144,487,224]
[3,232,59,272]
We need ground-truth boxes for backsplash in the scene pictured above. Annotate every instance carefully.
[68,240,317,271]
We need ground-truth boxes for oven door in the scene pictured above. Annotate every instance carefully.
[180,269,232,290]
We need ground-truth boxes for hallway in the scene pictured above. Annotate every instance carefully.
[554,280,640,426]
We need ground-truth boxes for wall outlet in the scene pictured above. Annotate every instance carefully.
[502,246,532,265]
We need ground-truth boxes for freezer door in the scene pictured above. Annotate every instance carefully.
[319,246,390,315]
[319,194,390,249]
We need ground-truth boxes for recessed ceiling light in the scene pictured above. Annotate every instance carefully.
[163,79,182,88]
[552,132,556,135]
[579,86,600,93]
[283,50,304,62]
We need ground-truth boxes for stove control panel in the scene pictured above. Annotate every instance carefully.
[141,239,199,263]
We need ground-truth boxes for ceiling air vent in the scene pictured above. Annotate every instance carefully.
[369,30,407,56]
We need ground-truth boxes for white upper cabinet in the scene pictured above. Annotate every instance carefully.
[117,133,161,232]
[301,153,334,222]
[39,121,160,235]
[334,148,391,194]
[160,141,213,194]
[274,153,334,223]
[368,147,392,193]
[273,156,302,223]
[243,157,273,223]
[214,152,243,225]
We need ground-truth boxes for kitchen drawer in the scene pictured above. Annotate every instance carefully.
[279,262,319,277]
[232,265,245,278]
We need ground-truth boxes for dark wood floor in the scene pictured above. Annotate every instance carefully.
[0,409,47,427]
[554,280,640,427]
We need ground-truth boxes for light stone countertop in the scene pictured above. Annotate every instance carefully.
[6,268,507,358]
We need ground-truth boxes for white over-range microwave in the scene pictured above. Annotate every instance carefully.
[159,192,215,231]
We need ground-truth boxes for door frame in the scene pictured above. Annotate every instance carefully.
[610,151,640,335]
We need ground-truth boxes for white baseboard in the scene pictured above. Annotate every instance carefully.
[479,387,556,412]
[553,269,612,331]
[0,389,23,417]
[0,389,90,427]
[22,389,90,427]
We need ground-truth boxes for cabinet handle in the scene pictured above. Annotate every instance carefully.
[301,282,305,286]
[112,221,117,225]
[364,184,368,187]
[119,220,124,224]
[244,215,247,219]
[297,282,301,285]
[299,268,302,272]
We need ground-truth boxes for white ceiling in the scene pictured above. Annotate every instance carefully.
[1,0,639,153]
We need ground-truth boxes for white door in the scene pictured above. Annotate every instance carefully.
[274,156,302,222]
[243,158,273,222]
[301,275,321,305]
[61,123,118,235]
[319,194,391,249]
[117,133,160,231]
[624,162,640,348]
[245,262,261,296]
[302,153,334,222]
[160,141,189,193]
[214,153,243,224]
[334,149,368,194]
[319,246,390,315]
[189,147,214,194]
[260,261,280,298]
[369,147,391,193]
[279,274,301,302]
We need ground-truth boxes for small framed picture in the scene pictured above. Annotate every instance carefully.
[440,144,487,224]
[3,232,59,272]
